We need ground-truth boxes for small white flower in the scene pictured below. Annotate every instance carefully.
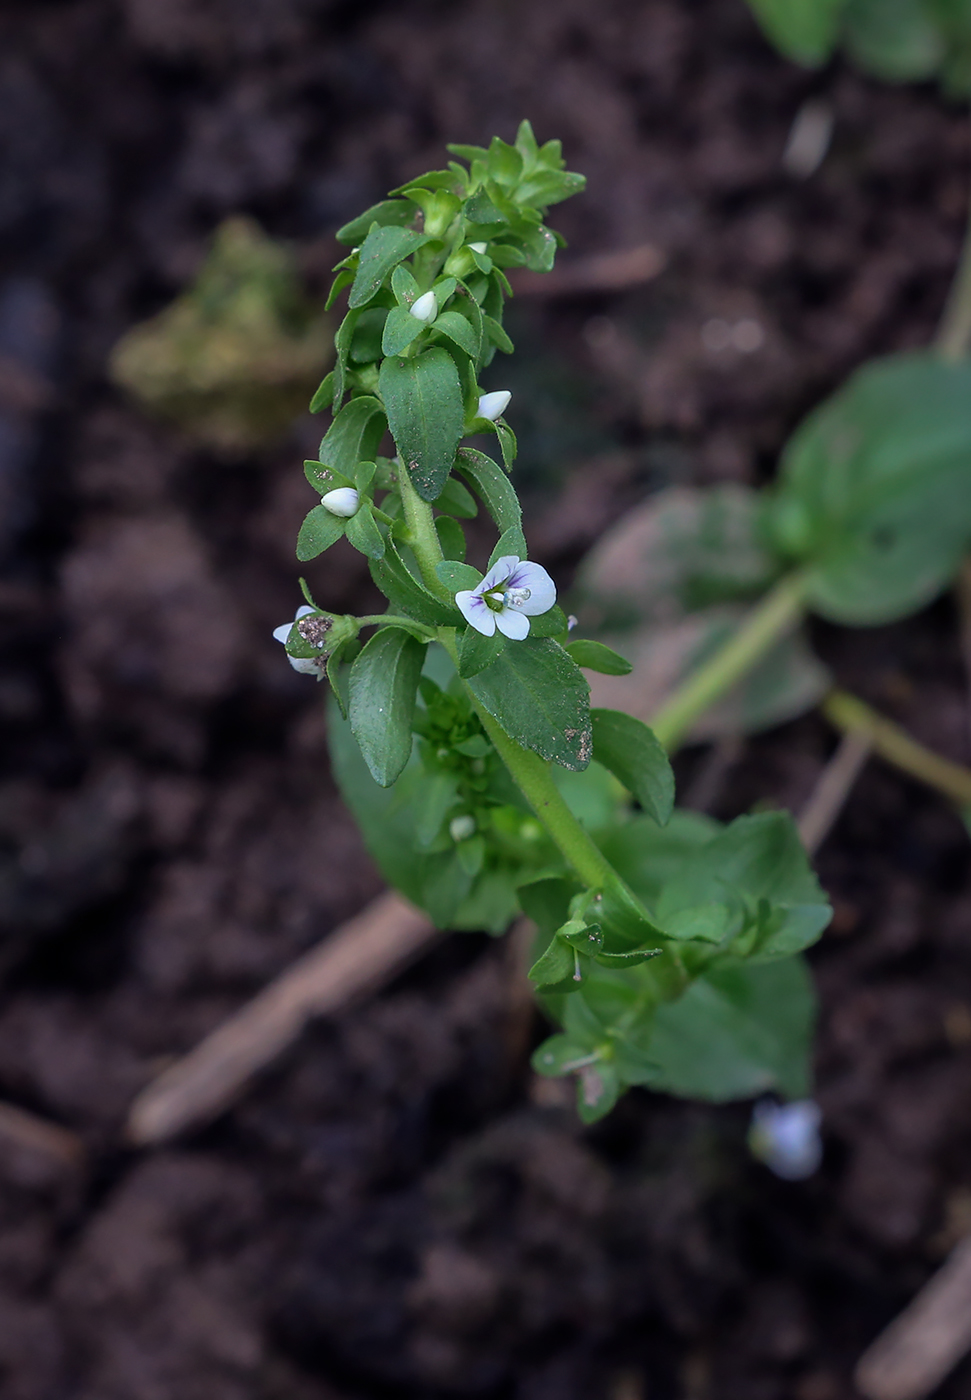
[455,555,556,641]
[468,241,487,254]
[477,390,511,422]
[321,487,359,518]
[272,605,324,677]
[748,1099,822,1181]
[410,290,438,323]
[449,814,476,842]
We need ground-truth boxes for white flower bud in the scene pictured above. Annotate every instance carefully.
[409,290,438,323]
[449,814,476,843]
[477,390,511,422]
[320,487,360,518]
[468,241,487,254]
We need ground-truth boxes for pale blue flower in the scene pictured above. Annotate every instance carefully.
[273,605,324,677]
[321,487,359,517]
[477,390,511,422]
[748,1099,822,1180]
[455,555,556,641]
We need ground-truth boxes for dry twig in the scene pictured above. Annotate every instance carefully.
[856,1232,971,1400]
[126,892,437,1146]
[797,730,873,855]
[0,1100,85,1183]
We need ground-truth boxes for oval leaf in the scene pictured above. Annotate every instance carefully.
[590,709,674,825]
[348,628,426,787]
[297,506,345,562]
[565,640,633,675]
[348,225,431,309]
[380,348,465,502]
[456,448,522,533]
[467,637,592,771]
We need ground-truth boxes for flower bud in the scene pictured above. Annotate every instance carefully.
[410,290,438,323]
[468,241,487,254]
[321,487,360,518]
[449,814,476,843]
[476,390,511,422]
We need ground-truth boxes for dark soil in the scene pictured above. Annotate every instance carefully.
[1,1,971,1397]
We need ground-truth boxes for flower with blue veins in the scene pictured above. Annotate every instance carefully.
[748,1098,823,1181]
[455,556,556,641]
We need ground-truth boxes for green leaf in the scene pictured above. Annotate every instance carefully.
[309,371,334,414]
[431,309,481,360]
[527,604,569,639]
[458,624,505,678]
[467,637,592,770]
[325,271,354,312]
[319,396,386,478]
[456,835,485,877]
[379,348,465,502]
[435,559,481,592]
[434,515,466,562]
[642,955,816,1101]
[390,264,420,305]
[348,628,425,787]
[768,353,971,624]
[842,0,943,80]
[332,309,360,411]
[528,937,575,988]
[745,0,846,64]
[296,506,345,562]
[482,314,514,353]
[575,1060,622,1123]
[565,640,633,675]
[656,811,831,959]
[495,418,517,471]
[369,543,458,627]
[590,709,674,826]
[487,525,528,569]
[348,225,431,309]
[336,199,417,246]
[413,771,460,847]
[436,476,478,519]
[381,305,424,356]
[349,307,386,364]
[345,503,385,560]
[456,448,523,533]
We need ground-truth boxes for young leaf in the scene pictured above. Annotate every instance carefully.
[431,309,481,360]
[456,448,523,533]
[467,637,592,770]
[297,506,345,562]
[345,503,385,560]
[325,271,354,312]
[379,348,465,502]
[495,418,517,471]
[434,515,466,562]
[336,199,417,246]
[435,559,481,592]
[413,771,460,847]
[370,544,458,627]
[590,709,674,826]
[487,524,528,568]
[382,305,425,356]
[332,309,360,411]
[483,314,514,353]
[348,628,425,787]
[348,225,431,309]
[458,624,505,678]
[391,263,420,306]
[319,396,386,478]
[528,937,575,988]
[309,372,334,414]
[565,640,633,675]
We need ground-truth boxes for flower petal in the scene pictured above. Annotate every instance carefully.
[495,607,530,640]
[480,555,520,593]
[272,623,292,644]
[295,605,315,619]
[455,590,496,636]
[507,560,556,615]
[289,656,321,675]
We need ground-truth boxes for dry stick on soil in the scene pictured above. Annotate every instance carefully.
[855,1234,971,1400]
[823,690,971,809]
[126,891,437,1146]
[796,729,873,856]
[0,1100,85,1172]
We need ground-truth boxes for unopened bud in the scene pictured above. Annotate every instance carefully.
[449,814,476,843]
[468,241,487,254]
[477,390,511,422]
[410,290,438,323]
[321,487,360,518]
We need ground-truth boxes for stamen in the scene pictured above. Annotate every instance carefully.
[504,586,531,608]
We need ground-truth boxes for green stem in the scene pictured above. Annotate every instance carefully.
[356,613,435,640]
[648,571,811,752]
[937,107,971,363]
[396,460,450,599]
[823,689,971,807]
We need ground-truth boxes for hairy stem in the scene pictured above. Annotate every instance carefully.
[648,571,810,751]
[823,689,971,807]
[396,461,451,599]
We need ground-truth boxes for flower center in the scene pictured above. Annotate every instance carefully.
[483,588,507,613]
[503,586,531,609]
